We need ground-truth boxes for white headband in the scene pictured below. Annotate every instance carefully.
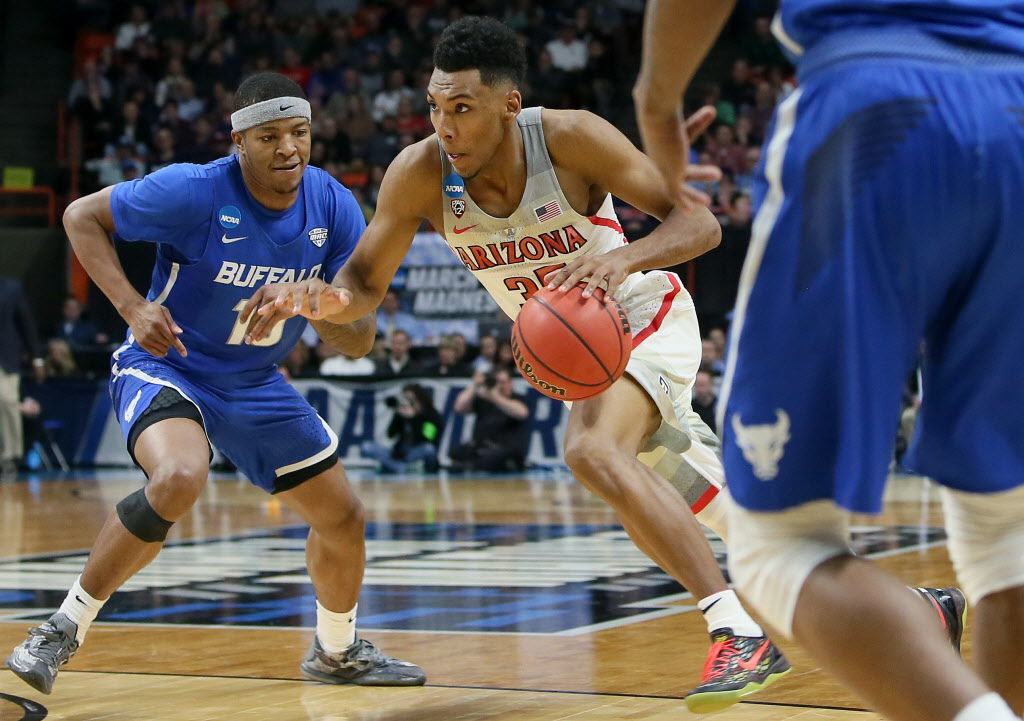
[231,96,311,132]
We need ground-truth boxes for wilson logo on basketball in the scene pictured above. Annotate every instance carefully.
[614,304,631,337]
[511,337,567,397]
[454,224,589,272]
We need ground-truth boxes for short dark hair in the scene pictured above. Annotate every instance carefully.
[433,17,526,88]
[233,72,306,111]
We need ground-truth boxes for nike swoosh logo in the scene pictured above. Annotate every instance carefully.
[700,598,722,613]
[221,234,247,244]
[736,640,771,671]
[279,104,294,111]
[453,225,478,234]
[75,595,84,604]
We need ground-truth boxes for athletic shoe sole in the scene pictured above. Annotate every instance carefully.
[684,663,792,714]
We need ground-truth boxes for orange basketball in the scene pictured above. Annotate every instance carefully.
[511,284,632,401]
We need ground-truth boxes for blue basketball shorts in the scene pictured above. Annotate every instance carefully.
[110,348,338,494]
[719,32,1024,513]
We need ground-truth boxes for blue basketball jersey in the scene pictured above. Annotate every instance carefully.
[773,0,1024,60]
[110,156,364,375]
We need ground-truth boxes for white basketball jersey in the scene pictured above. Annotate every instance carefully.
[439,107,687,338]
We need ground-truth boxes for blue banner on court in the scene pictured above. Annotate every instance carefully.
[0,522,947,635]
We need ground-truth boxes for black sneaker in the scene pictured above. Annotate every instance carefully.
[300,635,426,686]
[916,586,968,653]
[684,629,791,714]
[6,613,80,695]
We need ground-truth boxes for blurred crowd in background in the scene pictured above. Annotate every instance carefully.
[3,0,816,472]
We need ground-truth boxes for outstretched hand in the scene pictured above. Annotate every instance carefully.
[240,278,352,343]
[635,103,722,211]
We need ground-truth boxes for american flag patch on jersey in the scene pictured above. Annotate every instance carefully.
[534,200,561,223]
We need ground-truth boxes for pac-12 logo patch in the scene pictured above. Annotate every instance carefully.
[443,172,465,198]
[218,205,242,229]
[308,227,329,247]
[451,199,466,218]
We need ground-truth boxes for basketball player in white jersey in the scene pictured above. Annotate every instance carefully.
[240,17,963,712]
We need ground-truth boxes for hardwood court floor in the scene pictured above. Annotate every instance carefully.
[0,470,958,720]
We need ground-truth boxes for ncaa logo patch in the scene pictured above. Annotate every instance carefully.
[451,199,466,218]
[218,205,242,229]
[443,172,465,198]
[308,227,329,247]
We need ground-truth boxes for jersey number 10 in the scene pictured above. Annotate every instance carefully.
[226,300,285,346]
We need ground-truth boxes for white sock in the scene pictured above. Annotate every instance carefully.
[952,693,1018,721]
[58,576,106,644]
[316,600,357,653]
[698,589,763,637]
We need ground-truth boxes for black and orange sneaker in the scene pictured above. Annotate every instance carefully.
[684,629,791,714]
[916,587,968,653]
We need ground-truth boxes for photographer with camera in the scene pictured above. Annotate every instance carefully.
[449,369,530,473]
[360,383,443,473]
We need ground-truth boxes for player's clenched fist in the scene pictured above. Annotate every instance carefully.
[125,300,187,358]
[241,278,352,343]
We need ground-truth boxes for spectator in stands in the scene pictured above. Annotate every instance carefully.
[422,336,473,378]
[281,340,318,379]
[114,5,152,51]
[278,47,313,90]
[735,147,760,196]
[68,60,112,109]
[372,69,414,122]
[721,58,757,113]
[342,93,376,156]
[154,57,189,108]
[375,330,417,378]
[707,123,747,177]
[158,100,194,149]
[743,16,790,74]
[0,276,45,476]
[176,79,205,122]
[450,369,530,473]
[150,127,181,171]
[182,117,222,164]
[54,295,107,350]
[709,328,728,367]
[448,333,469,368]
[71,70,117,156]
[365,114,400,167]
[376,288,423,343]
[472,334,499,374]
[394,96,429,139]
[320,348,376,376]
[692,370,718,434]
[114,100,152,150]
[45,339,78,378]
[546,23,588,73]
[495,341,516,373]
[701,338,720,373]
[360,383,443,473]
[359,50,386,97]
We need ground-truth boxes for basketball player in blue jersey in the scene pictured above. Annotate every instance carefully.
[637,2,1024,721]
[6,73,425,694]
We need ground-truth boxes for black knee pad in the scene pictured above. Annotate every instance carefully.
[116,487,173,543]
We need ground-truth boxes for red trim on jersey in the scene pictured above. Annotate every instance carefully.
[632,273,682,348]
[588,214,624,235]
[690,484,720,515]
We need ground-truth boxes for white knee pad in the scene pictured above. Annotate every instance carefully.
[727,499,851,638]
[941,484,1024,605]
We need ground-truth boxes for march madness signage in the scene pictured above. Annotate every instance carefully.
[394,232,499,320]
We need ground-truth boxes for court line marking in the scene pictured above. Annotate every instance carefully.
[43,670,874,712]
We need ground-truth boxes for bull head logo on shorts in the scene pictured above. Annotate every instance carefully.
[731,409,791,481]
